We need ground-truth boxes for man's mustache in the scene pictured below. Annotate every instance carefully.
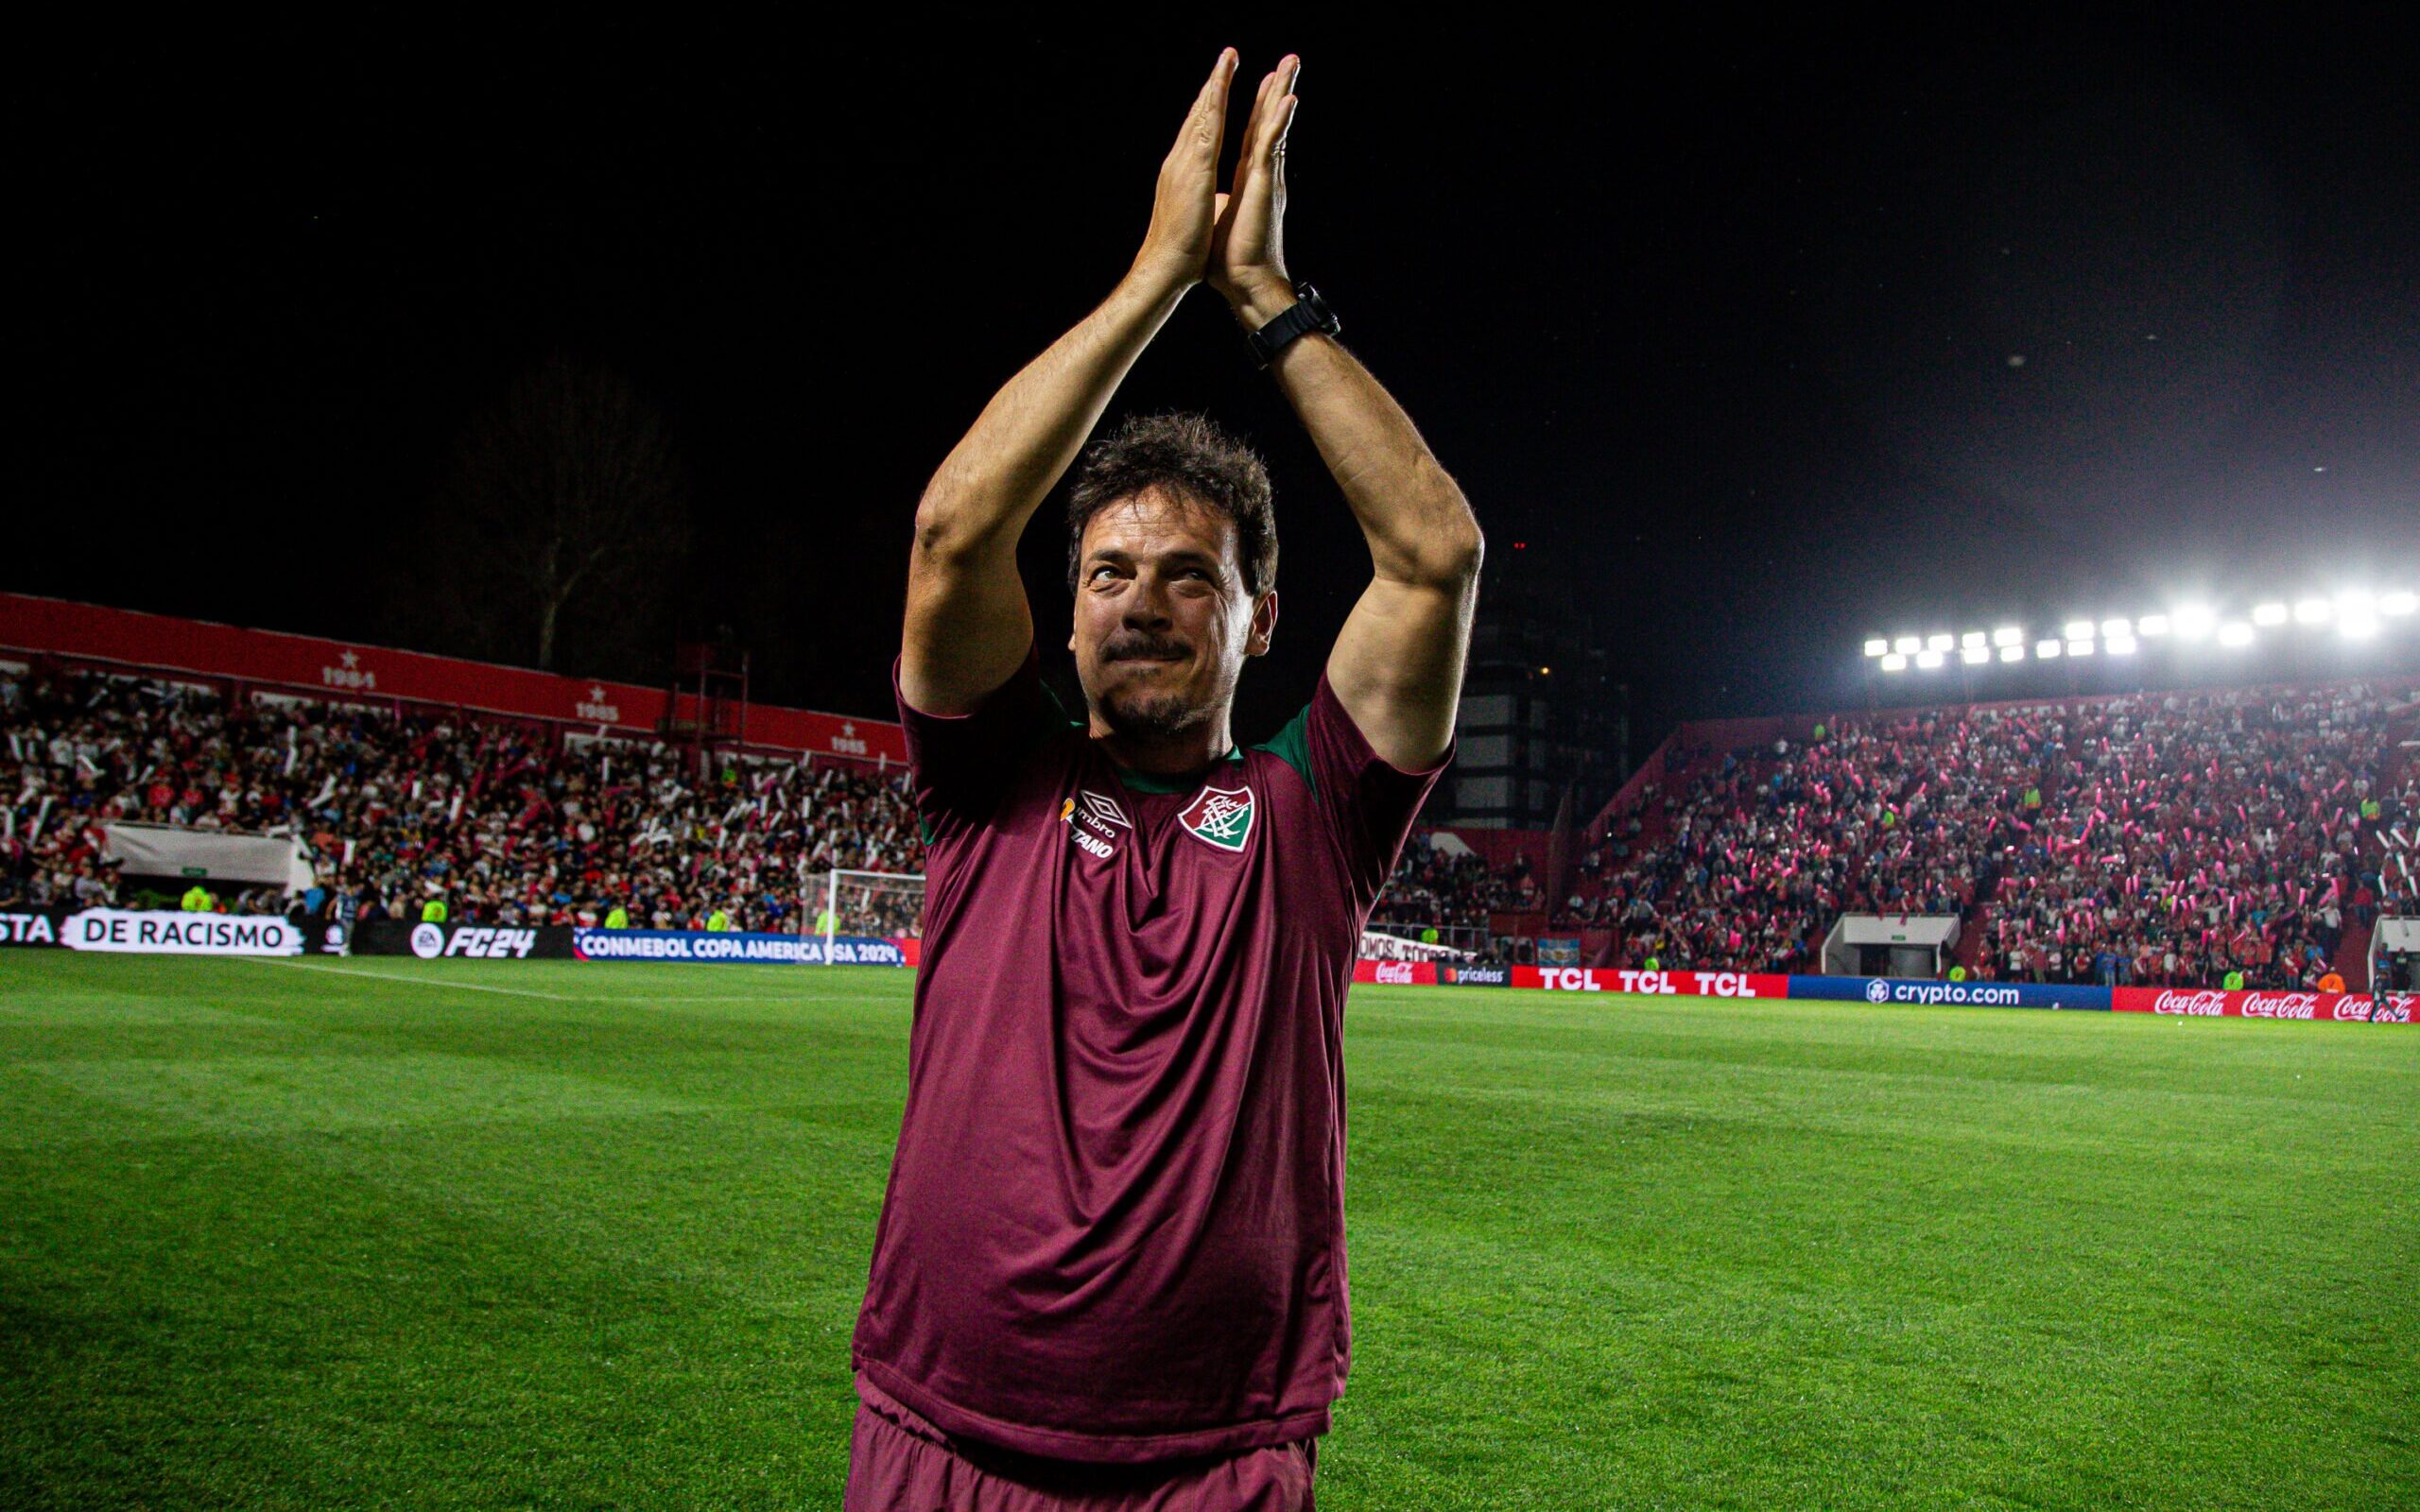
[1103,634,1192,662]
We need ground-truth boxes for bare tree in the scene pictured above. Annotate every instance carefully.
[400,356,692,673]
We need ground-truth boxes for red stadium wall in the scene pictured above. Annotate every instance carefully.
[0,592,908,764]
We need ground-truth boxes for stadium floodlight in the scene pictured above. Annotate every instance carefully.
[2137,613,2171,636]
[2382,590,2418,617]
[2066,639,2095,657]
[1880,652,1909,672]
[2334,590,2376,617]
[2063,620,2095,641]
[2100,618,2132,638]
[2292,597,2333,624]
[1992,626,2024,647]
[1864,637,1890,658]
[1926,633,1954,653]
[2172,604,2217,639]
[1961,630,1988,650]
[2105,633,2138,655]
[1962,645,1989,664]
[2340,612,2379,640]
[2218,622,2256,647]
[2036,639,2063,660]
[1916,648,1945,669]
[1998,644,2025,662]
[1894,635,1922,655]
[2251,602,2289,626]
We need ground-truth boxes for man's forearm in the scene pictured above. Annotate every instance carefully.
[1232,284,1482,586]
[913,271,1188,561]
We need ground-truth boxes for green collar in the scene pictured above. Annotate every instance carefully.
[1106,746,1244,795]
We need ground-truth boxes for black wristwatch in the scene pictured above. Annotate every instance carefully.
[1245,283,1340,369]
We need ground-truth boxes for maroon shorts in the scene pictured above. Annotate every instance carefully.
[843,1375,1318,1511]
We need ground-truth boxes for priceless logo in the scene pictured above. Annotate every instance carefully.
[1178,783,1256,853]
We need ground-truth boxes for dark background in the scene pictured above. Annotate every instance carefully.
[22,9,2419,754]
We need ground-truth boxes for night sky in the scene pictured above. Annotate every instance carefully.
[23,11,2419,755]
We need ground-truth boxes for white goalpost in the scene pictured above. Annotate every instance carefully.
[809,868,926,963]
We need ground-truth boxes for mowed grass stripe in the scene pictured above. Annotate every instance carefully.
[1,954,2412,1509]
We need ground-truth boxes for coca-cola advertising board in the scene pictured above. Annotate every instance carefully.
[2112,988,2415,1023]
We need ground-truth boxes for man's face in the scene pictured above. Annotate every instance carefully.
[1070,487,1275,743]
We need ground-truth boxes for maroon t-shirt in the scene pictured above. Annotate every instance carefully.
[851,647,1448,1464]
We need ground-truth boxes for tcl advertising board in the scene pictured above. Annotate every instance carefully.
[1512,967,1789,997]
[2113,988,2414,1023]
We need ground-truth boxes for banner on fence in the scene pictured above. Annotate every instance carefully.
[1512,967,1789,996]
[1438,963,1511,986]
[0,905,72,948]
[1533,937,1582,967]
[1353,959,1438,986]
[1789,976,2112,1010]
[0,591,907,764]
[2112,987,2414,1023]
[350,920,576,959]
[60,908,302,955]
[570,928,909,966]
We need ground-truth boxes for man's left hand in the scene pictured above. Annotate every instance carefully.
[1210,54,1302,324]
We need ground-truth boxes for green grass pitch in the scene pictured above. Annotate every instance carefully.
[3,953,2413,1510]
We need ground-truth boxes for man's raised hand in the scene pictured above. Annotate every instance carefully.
[1130,50,1237,294]
[1210,54,1302,319]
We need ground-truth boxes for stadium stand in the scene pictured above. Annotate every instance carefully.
[7,614,2414,989]
[1562,679,2418,988]
[1,664,920,932]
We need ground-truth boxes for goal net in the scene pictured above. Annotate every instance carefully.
[809,868,925,963]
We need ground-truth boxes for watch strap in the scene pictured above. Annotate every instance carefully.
[1245,284,1339,369]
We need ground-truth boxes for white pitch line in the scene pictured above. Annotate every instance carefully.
[232,958,903,1006]
[234,957,582,1000]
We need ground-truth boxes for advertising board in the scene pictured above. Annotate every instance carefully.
[352,921,575,959]
[1511,967,1789,997]
[1438,963,1511,986]
[0,905,72,948]
[1789,976,2112,1010]
[60,909,303,955]
[570,929,909,965]
[1352,959,1438,986]
[2112,987,2414,1023]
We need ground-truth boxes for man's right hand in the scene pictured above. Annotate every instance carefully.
[1128,50,1237,296]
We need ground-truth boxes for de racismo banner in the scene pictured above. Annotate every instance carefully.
[61,908,303,955]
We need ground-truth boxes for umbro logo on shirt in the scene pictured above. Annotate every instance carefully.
[1179,784,1255,853]
[1063,789,1130,860]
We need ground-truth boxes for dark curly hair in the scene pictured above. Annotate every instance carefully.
[1064,412,1277,597]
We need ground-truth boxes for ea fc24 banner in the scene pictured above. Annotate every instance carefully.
[2114,987,2414,1023]
[61,909,303,955]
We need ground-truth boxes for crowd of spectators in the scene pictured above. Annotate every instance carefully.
[1371,839,1536,943]
[1567,712,2010,972]
[2,666,923,935]
[1977,686,2401,988]
[8,663,2412,986]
